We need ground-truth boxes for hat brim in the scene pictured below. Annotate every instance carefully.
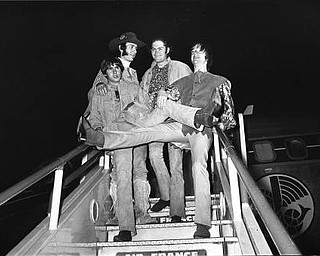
[108,38,146,53]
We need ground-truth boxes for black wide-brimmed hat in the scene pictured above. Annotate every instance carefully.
[108,32,146,53]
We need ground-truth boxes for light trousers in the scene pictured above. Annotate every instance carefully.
[149,142,185,217]
[102,108,213,226]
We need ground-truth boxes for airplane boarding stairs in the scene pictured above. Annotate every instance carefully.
[97,195,242,256]
[34,193,254,256]
[1,126,301,255]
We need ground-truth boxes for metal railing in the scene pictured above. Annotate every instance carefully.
[214,126,301,255]
[0,126,301,255]
[0,143,103,230]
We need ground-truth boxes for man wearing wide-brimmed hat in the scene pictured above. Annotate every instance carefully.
[84,32,154,242]
[86,32,146,101]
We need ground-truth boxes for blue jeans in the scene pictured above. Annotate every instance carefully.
[110,143,148,234]
[112,148,135,233]
[102,121,213,226]
[149,142,185,217]
[133,144,148,181]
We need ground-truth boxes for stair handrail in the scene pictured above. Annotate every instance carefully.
[0,143,92,206]
[215,126,301,255]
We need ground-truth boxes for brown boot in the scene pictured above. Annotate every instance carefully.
[80,116,104,147]
[194,101,222,128]
[171,215,182,223]
[150,199,170,212]
[113,230,132,242]
[193,223,211,238]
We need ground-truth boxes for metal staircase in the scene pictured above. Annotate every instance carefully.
[38,193,242,256]
[1,126,302,255]
[100,195,238,256]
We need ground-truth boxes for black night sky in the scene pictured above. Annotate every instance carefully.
[1,0,320,254]
[1,1,320,190]
[1,0,320,189]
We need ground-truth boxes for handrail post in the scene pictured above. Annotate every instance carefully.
[104,152,110,170]
[238,112,249,204]
[82,153,88,165]
[213,129,221,163]
[49,166,64,230]
[228,157,242,221]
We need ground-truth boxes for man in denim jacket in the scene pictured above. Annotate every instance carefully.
[138,38,192,222]
[89,57,157,242]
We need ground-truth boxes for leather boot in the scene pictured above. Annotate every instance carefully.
[171,215,182,223]
[113,230,132,242]
[194,100,222,128]
[150,199,170,212]
[81,116,104,147]
[193,223,211,238]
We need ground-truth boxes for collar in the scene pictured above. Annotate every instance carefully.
[195,70,204,76]
[194,70,204,83]
[106,81,120,90]
[193,64,207,73]
[150,57,171,68]
[119,57,131,69]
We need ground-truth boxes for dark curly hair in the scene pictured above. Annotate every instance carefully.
[150,37,172,56]
[100,57,124,75]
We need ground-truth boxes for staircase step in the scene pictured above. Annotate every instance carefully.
[42,237,240,256]
[149,194,220,208]
[99,238,239,256]
[96,220,234,242]
[149,194,220,203]
[148,205,220,219]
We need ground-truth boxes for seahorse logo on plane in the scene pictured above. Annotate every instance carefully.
[257,173,314,238]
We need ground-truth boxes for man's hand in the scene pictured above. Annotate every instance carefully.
[96,83,108,96]
[217,123,225,131]
[156,89,169,109]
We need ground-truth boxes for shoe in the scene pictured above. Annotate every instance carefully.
[150,199,170,212]
[105,216,118,226]
[171,215,182,223]
[193,224,211,238]
[80,116,104,147]
[113,230,132,242]
[194,90,223,128]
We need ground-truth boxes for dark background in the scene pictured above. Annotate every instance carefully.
[1,0,320,189]
[0,0,320,253]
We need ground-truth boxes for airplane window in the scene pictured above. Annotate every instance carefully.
[253,141,276,163]
[285,138,308,160]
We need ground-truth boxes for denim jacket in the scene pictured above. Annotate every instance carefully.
[88,79,139,132]
[84,66,139,117]
[138,58,192,108]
